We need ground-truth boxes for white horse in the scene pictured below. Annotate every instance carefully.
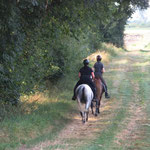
[76,84,93,123]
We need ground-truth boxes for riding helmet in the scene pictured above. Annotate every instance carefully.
[83,59,89,65]
[97,55,102,61]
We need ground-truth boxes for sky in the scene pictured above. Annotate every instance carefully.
[128,3,150,22]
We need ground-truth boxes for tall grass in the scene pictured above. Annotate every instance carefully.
[0,90,77,149]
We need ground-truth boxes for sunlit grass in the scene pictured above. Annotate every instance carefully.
[0,89,76,149]
[133,61,150,67]
[87,51,110,63]
[87,43,123,65]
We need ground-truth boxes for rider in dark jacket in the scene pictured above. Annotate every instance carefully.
[72,59,96,100]
[93,55,110,99]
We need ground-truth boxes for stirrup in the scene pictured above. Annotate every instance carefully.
[105,94,110,99]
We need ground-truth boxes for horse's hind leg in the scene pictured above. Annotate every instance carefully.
[91,102,94,115]
[82,114,85,123]
[82,112,88,123]
[98,107,100,114]
[95,100,99,116]
[80,111,85,123]
[97,102,100,114]
[98,95,103,114]
[80,111,83,117]
[86,112,89,122]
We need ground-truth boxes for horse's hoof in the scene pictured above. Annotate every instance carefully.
[82,120,85,124]
[95,113,98,117]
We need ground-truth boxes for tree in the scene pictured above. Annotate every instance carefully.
[0,0,149,104]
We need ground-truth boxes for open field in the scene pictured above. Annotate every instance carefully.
[124,28,150,51]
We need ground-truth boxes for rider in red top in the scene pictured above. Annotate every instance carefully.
[72,59,96,100]
[93,55,110,99]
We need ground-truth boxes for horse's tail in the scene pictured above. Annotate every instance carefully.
[76,86,85,103]
[81,87,85,103]
[81,87,89,113]
[77,86,84,112]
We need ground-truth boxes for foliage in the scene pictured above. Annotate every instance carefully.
[0,0,149,104]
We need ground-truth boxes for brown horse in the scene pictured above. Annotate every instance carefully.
[91,78,104,116]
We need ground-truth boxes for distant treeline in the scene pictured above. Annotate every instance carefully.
[126,22,150,28]
[0,0,149,104]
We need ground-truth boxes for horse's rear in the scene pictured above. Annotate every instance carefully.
[76,84,93,123]
[93,78,104,115]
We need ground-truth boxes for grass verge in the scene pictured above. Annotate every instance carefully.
[0,91,77,150]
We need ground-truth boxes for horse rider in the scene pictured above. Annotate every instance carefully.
[93,55,110,99]
[72,59,97,101]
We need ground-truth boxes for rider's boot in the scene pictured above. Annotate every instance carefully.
[72,95,76,100]
[105,92,110,99]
